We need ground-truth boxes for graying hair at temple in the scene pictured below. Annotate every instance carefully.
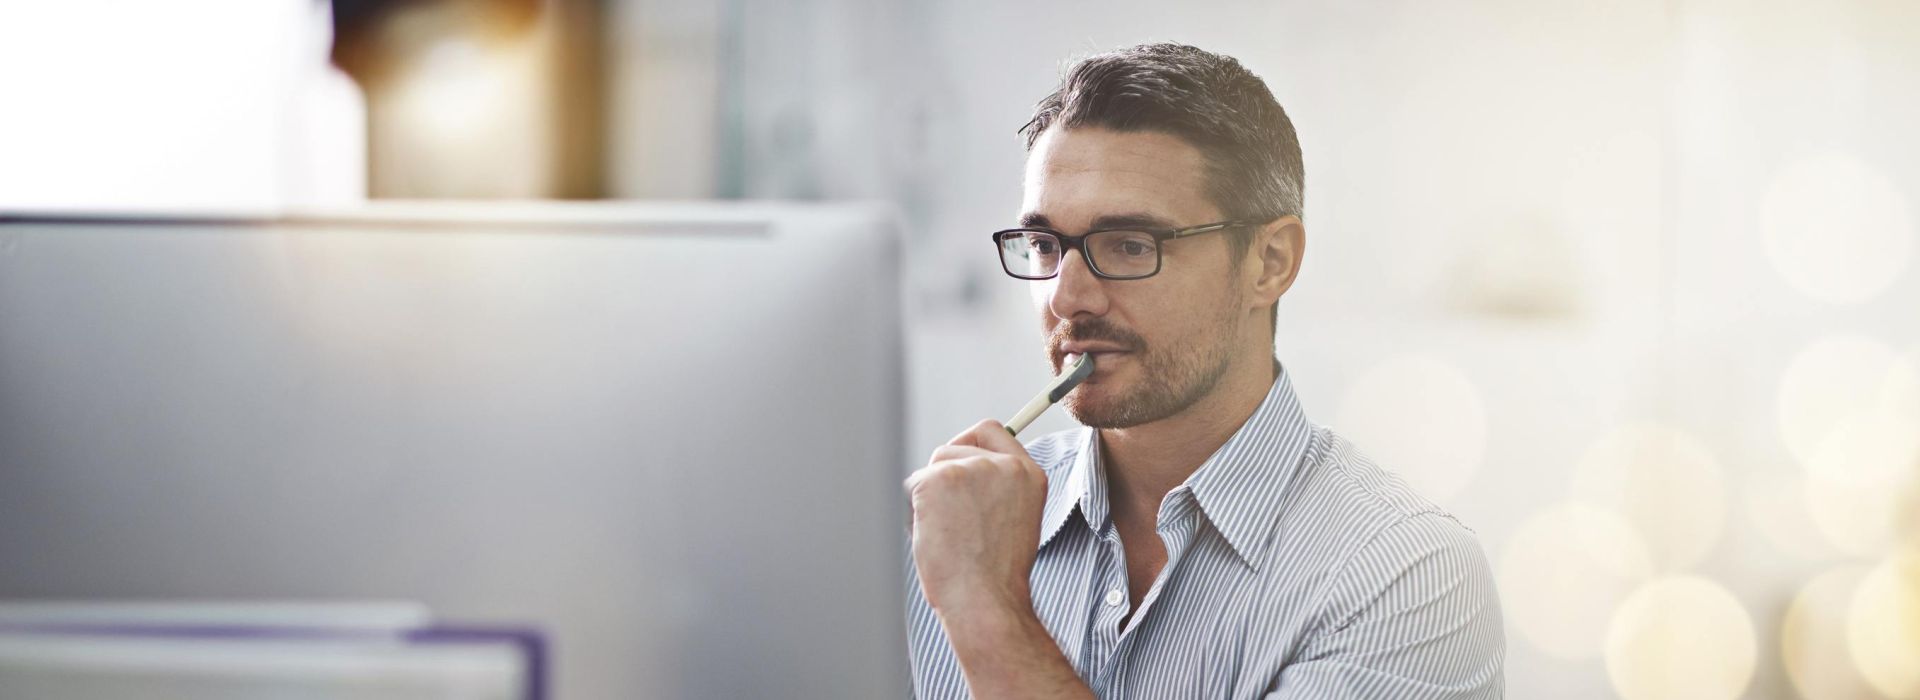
[1019,42,1307,264]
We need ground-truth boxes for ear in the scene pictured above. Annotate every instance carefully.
[1245,216,1305,313]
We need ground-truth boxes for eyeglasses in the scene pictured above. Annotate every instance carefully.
[992,220,1255,280]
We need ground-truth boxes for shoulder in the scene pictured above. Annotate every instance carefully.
[1289,427,1497,615]
[1284,427,1480,546]
[1285,425,1492,588]
[1305,427,1466,528]
[1336,510,1490,593]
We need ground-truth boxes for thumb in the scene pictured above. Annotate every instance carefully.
[952,418,1030,456]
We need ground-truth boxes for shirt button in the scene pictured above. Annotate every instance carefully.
[1105,589,1125,607]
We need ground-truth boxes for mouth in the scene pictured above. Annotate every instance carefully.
[1058,346,1132,377]
[1060,342,1132,358]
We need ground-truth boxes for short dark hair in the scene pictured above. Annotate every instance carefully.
[1021,43,1304,250]
[1021,43,1302,332]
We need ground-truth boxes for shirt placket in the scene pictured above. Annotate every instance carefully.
[1094,493,1203,698]
[1086,526,1130,694]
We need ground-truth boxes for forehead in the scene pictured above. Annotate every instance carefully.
[1020,127,1217,230]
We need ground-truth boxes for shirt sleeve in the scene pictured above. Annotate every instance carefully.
[1266,512,1506,699]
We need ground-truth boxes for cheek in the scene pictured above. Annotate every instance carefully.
[1135,284,1226,341]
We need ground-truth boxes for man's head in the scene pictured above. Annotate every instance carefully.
[1016,43,1306,429]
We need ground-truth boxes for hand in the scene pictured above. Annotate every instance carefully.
[906,419,1049,617]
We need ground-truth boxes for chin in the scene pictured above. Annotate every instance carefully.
[1061,384,1140,429]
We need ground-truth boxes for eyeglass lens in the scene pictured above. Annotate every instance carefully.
[998,230,1159,279]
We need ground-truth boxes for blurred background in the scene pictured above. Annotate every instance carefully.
[2,0,1919,698]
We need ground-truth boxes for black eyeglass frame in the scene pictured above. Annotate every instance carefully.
[990,219,1258,280]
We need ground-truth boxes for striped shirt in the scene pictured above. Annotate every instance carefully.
[907,363,1504,698]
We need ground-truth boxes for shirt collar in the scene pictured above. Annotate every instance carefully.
[1036,360,1315,572]
[1035,430,1094,551]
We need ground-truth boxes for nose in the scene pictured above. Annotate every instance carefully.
[1044,248,1110,322]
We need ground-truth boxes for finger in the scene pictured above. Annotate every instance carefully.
[903,461,943,493]
[928,443,995,465]
[940,420,990,446]
[949,418,1017,450]
[961,418,1029,456]
[906,449,993,496]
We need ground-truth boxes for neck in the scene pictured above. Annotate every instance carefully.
[1098,346,1276,517]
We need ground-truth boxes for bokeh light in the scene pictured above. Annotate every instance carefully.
[370,17,556,198]
[1334,354,1486,504]
[1782,565,1884,700]
[1571,423,1728,570]
[1849,547,1920,699]
[1605,576,1757,700]
[1805,412,1920,556]
[1760,149,1914,305]
[1499,503,1653,659]
[390,39,531,140]
[1778,335,1915,467]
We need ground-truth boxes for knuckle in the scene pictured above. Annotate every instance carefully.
[1018,461,1047,486]
[907,462,956,489]
[929,462,970,485]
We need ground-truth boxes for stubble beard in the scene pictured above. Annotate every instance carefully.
[1058,298,1242,430]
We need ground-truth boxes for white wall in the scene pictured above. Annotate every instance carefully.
[0,2,364,213]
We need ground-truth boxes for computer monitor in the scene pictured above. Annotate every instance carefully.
[0,602,541,700]
[0,203,909,698]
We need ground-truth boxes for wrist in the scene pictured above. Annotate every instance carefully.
[933,583,1034,630]
[937,598,1040,654]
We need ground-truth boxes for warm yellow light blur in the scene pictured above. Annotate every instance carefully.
[1805,413,1920,556]
[1782,566,1885,700]
[1849,547,1920,699]
[391,40,526,140]
[1605,576,1757,700]
[1334,354,1486,504]
[1778,335,1915,467]
[1499,503,1653,659]
[1571,423,1727,570]
[370,21,556,197]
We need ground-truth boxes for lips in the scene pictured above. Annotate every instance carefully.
[1060,342,1132,356]
[1057,346,1130,379]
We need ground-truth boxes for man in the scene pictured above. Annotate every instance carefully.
[905,44,1504,698]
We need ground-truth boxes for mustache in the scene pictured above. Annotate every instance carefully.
[1046,318,1146,367]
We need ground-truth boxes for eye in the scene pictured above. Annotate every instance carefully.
[1105,234,1156,258]
[1029,237,1059,255]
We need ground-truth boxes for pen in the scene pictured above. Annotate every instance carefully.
[1005,353,1097,437]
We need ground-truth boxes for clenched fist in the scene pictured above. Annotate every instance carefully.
[906,419,1050,617]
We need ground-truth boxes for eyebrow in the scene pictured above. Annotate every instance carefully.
[1016,211,1178,232]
